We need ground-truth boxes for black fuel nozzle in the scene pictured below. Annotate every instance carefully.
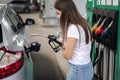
[48,35,62,53]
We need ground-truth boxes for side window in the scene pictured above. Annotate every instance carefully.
[11,1,20,4]
[6,14,17,32]
[20,1,25,4]
[0,24,3,43]
[6,8,24,33]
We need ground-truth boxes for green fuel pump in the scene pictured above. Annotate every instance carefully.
[87,0,120,80]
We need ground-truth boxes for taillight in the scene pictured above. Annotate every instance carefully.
[0,47,24,79]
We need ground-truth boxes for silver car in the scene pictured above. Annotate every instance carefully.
[0,4,40,80]
[8,1,33,13]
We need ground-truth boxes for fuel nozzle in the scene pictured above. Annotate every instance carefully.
[48,35,62,53]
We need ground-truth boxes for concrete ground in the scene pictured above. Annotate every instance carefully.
[20,12,69,80]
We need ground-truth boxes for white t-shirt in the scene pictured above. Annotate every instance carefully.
[67,24,92,65]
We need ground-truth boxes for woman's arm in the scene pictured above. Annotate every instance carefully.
[62,37,77,59]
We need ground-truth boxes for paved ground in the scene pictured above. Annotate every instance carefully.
[20,12,69,80]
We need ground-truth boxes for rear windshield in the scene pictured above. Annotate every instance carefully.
[0,24,3,43]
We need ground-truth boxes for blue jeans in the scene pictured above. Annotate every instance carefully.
[66,62,93,80]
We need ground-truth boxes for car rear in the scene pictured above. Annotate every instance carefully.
[0,23,25,80]
[0,4,32,80]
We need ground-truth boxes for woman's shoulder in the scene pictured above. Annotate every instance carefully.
[69,24,76,27]
[68,24,77,31]
[69,24,82,28]
[69,24,82,31]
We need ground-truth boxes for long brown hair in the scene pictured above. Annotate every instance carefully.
[54,0,92,46]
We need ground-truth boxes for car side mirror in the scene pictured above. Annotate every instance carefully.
[25,18,35,25]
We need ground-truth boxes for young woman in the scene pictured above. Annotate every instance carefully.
[54,0,94,80]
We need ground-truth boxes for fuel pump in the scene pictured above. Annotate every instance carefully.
[91,9,118,80]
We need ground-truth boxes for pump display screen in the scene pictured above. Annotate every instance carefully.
[0,25,3,43]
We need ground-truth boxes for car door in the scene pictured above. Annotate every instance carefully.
[10,1,24,12]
